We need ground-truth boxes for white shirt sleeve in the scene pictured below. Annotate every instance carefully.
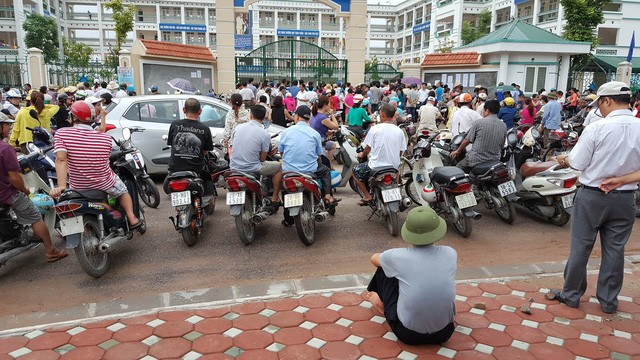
[568,125,595,171]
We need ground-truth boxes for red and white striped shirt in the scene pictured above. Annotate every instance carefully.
[54,124,116,191]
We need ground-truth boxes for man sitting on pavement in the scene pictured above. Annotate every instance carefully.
[365,206,456,345]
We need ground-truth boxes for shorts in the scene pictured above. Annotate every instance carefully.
[105,177,129,198]
[353,162,385,182]
[10,192,42,225]
[259,161,281,176]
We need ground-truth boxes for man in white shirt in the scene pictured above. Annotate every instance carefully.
[552,82,640,314]
[115,83,129,98]
[352,104,407,205]
[296,85,310,109]
[418,83,429,108]
[450,93,482,137]
[417,97,442,133]
[239,82,255,107]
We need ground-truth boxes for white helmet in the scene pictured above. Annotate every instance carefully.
[6,89,21,98]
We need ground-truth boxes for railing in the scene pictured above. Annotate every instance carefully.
[0,7,15,19]
[208,16,216,26]
[322,22,340,31]
[537,12,558,23]
[160,15,182,22]
[370,24,394,32]
[68,12,98,21]
[187,40,206,46]
[136,14,157,23]
[185,17,205,25]
[102,14,113,21]
[259,20,275,27]
[595,48,617,55]
[369,47,392,54]
[278,20,296,27]
[299,21,318,30]
[438,0,455,7]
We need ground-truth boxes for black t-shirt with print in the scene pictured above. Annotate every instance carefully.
[167,119,213,173]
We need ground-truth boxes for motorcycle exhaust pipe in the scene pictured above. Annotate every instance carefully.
[252,211,269,225]
[314,211,329,223]
[98,236,128,253]
[0,243,39,264]
[399,197,412,212]
[462,208,482,221]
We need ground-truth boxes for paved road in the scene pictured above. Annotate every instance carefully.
[1,181,639,317]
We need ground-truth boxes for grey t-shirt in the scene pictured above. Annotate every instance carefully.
[380,245,457,334]
[466,115,507,167]
[370,87,383,105]
[230,120,270,173]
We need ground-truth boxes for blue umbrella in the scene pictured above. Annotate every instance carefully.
[401,77,423,86]
[167,78,197,94]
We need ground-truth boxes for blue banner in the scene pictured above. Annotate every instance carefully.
[159,23,207,33]
[277,29,320,38]
[117,67,135,92]
[413,21,431,34]
[235,0,350,12]
[235,35,253,51]
[514,0,530,4]
[235,10,253,50]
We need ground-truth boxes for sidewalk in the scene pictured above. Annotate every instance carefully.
[1,270,639,359]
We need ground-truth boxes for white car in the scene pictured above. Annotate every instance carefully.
[104,94,284,175]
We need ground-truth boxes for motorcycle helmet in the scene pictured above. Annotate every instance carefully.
[70,100,95,123]
[330,170,341,188]
[421,184,437,203]
[6,89,21,99]
[31,193,55,215]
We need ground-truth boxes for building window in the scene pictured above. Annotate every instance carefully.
[524,66,547,93]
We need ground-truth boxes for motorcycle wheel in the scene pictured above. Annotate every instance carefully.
[547,202,570,226]
[403,177,421,206]
[398,157,413,186]
[181,222,198,247]
[74,216,109,278]
[235,196,256,245]
[294,195,315,246]
[386,208,400,237]
[138,177,160,208]
[493,192,516,225]
[450,204,473,238]
[635,189,640,218]
[137,208,147,235]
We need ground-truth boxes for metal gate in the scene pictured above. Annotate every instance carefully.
[235,40,347,85]
[0,52,28,87]
[364,63,403,83]
[46,60,117,87]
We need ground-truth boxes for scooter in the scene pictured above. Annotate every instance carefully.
[165,144,227,246]
[24,126,57,185]
[506,127,578,226]
[404,133,481,238]
[362,167,411,236]
[281,171,337,245]
[54,128,146,278]
[0,146,57,265]
[120,127,160,208]
[330,125,360,193]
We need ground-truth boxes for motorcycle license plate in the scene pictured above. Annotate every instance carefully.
[561,193,575,208]
[226,191,246,205]
[59,216,84,236]
[284,192,304,208]
[381,188,402,203]
[498,181,517,197]
[455,193,477,209]
[171,191,191,207]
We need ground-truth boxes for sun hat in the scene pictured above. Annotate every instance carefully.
[106,81,118,91]
[503,97,515,106]
[427,96,436,102]
[478,93,487,100]
[0,112,14,123]
[589,81,632,106]
[86,96,102,105]
[353,94,364,103]
[401,207,447,246]
[294,105,311,120]
[547,91,558,99]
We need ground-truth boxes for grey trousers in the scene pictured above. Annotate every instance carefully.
[561,187,635,312]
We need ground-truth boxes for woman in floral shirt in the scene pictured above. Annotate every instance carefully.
[222,93,250,150]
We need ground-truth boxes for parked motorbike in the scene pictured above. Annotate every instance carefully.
[330,125,360,193]
[362,167,411,236]
[165,144,228,246]
[116,127,160,208]
[405,133,481,238]
[0,146,56,265]
[281,171,338,245]
[541,123,579,161]
[24,126,57,184]
[507,127,578,226]
[54,128,146,278]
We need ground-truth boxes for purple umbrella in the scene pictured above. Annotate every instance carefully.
[401,77,423,86]
[167,78,197,94]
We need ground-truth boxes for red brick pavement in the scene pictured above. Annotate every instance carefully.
[2,271,640,359]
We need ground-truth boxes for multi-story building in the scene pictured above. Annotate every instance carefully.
[1,0,637,70]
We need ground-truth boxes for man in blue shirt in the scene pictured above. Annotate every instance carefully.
[540,91,562,148]
[289,80,301,99]
[435,82,443,103]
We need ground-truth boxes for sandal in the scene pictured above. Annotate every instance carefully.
[357,199,374,206]
[47,250,68,263]
[130,220,145,230]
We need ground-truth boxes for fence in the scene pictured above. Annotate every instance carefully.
[46,60,118,87]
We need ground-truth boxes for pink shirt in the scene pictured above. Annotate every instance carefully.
[520,108,538,125]
[283,97,296,112]
[344,94,354,116]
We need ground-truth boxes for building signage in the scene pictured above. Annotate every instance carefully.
[235,11,253,51]
[413,21,431,34]
[277,29,320,38]
[234,0,350,12]
[117,66,135,92]
[514,0,530,4]
[159,23,207,33]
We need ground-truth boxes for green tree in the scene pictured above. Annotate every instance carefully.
[104,0,135,52]
[561,0,610,71]
[461,10,491,45]
[22,13,59,62]
[63,38,93,67]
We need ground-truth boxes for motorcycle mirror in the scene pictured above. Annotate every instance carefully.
[531,127,541,139]
[29,109,38,120]
[122,128,131,141]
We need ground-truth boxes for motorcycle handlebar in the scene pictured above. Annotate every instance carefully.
[109,148,135,162]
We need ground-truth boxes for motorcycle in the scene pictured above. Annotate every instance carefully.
[0,146,57,265]
[506,127,578,226]
[54,128,146,278]
[23,126,57,184]
[362,167,410,236]
[330,125,360,193]
[541,123,579,162]
[116,127,160,208]
[404,133,481,238]
[165,143,228,246]
[281,171,338,245]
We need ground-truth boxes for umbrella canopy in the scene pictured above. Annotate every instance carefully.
[494,84,516,93]
[401,77,423,86]
[167,78,197,94]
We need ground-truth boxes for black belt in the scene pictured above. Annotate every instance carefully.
[582,185,635,194]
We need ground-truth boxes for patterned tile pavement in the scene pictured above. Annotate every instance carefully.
[1,271,640,359]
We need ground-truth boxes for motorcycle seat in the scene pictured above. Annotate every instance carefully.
[470,161,503,176]
[226,171,259,181]
[520,161,557,178]
[283,171,316,180]
[59,189,108,202]
[430,166,467,185]
[370,167,398,177]
[167,171,199,180]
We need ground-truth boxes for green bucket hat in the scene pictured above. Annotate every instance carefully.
[401,207,447,246]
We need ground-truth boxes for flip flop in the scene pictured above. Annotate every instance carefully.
[130,220,145,230]
[357,199,374,206]
[47,250,68,263]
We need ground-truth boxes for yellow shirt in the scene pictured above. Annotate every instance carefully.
[8,105,59,146]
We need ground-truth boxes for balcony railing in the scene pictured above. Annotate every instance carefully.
[369,47,392,55]
[68,12,98,21]
[259,20,275,27]
[136,14,157,23]
[187,40,206,46]
[102,14,113,21]
[208,16,216,25]
[370,24,394,32]
[160,15,182,22]
[299,21,318,30]
[537,12,558,23]
[322,22,340,31]
[438,0,455,7]
[0,7,15,19]
[278,20,296,27]
[185,17,205,25]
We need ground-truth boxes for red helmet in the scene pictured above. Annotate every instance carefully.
[69,100,95,122]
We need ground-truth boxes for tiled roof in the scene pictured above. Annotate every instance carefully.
[421,52,480,67]
[140,40,216,62]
